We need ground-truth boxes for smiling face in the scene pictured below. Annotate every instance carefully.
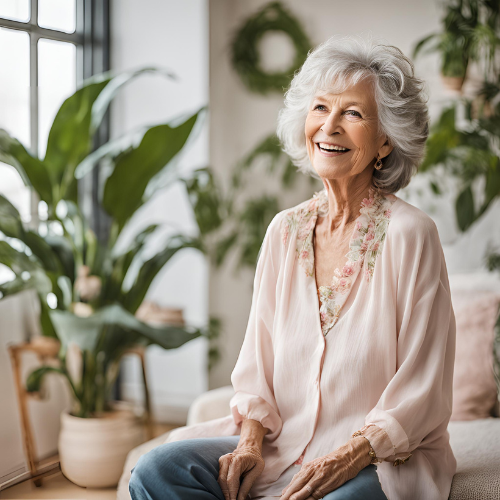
[305,77,393,181]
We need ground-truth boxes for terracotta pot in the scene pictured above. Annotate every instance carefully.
[58,406,144,488]
[441,75,466,92]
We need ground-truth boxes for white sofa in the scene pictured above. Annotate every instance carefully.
[117,385,500,500]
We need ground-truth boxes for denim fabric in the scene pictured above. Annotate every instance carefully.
[129,436,387,500]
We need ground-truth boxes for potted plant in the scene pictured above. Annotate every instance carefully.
[412,4,500,402]
[413,0,500,92]
[0,67,217,487]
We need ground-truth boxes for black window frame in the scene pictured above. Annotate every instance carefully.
[0,0,110,238]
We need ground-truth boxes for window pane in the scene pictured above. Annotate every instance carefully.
[0,28,31,222]
[0,0,30,22]
[38,38,76,158]
[38,0,76,33]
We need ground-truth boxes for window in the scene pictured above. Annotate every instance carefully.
[0,0,109,282]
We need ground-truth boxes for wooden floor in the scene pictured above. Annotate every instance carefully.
[0,423,180,500]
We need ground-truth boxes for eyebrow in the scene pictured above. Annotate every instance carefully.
[313,96,368,114]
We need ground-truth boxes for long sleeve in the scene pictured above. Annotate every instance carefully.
[356,215,456,464]
[229,213,283,441]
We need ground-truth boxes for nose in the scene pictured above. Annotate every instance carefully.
[321,109,343,135]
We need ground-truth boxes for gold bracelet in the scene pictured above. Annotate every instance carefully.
[351,430,381,465]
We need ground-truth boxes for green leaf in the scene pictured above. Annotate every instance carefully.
[123,235,202,313]
[101,224,159,304]
[50,303,204,356]
[73,124,150,180]
[44,235,75,282]
[0,195,62,273]
[0,241,52,295]
[412,32,439,58]
[102,111,201,230]
[455,185,476,232]
[215,231,238,267]
[44,67,177,203]
[26,366,65,393]
[183,168,223,235]
[0,129,53,204]
[429,181,442,195]
[0,194,23,237]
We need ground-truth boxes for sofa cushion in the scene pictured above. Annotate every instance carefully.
[448,418,500,499]
[450,289,500,421]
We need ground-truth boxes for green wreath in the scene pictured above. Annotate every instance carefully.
[231,2,312,95]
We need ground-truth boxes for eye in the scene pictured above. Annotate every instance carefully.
[344,110,362,118]
[313,104,327,111]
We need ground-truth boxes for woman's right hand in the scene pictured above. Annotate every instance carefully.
[218,444,265,500]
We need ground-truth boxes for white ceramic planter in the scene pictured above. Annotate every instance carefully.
[59,407,144,488]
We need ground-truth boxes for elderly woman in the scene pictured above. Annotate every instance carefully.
[129,36,457,500]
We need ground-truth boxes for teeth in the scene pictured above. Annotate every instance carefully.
[319,143,348,151]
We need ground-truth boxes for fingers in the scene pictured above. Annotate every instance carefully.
[218,455,232,500]
[236,468,259,500]
[226,458,243,500]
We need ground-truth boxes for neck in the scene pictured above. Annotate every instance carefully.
[321,176,374,234]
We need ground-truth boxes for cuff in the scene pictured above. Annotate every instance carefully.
[358,420,413,466]
[357,424,395,460]
[229,391,282,441]
[364,407,410,458]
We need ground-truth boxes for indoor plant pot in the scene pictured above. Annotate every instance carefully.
[58,403,144,488]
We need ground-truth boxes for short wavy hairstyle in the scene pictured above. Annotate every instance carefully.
[276,35,430,195]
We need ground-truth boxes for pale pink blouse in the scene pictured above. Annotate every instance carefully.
[165,187,457,500]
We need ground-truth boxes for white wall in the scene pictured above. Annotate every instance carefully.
[207,0,500,389]
[110,0,210,423]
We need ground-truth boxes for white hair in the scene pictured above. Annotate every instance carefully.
[276,34,430,194]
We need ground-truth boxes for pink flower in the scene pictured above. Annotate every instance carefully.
[372,241,380,252]
[282,225,289,244]
[365,232,374,241]
[301,250,309,260]
[341,263,354,276]
[384,209,392,218]
[356,220,362,230]
[362,197,374,208]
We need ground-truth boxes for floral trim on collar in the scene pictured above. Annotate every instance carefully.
[281,186,395,336]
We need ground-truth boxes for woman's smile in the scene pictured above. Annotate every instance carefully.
[315,142,351,156]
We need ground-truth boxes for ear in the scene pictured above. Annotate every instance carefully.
[378,137,394,159]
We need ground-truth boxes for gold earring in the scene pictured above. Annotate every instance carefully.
[375,154,383,170]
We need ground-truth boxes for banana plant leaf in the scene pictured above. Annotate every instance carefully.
[0,195,61,273]
[122,234,203,313]
[44,67,176,204]
[50,303,204,356]
[73,124,153,180]
[102,111,201,231]
[100,224,158,304]
[0,241,52,296]
[0,129,53,204]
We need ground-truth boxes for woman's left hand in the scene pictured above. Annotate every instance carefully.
[280,436,372,500]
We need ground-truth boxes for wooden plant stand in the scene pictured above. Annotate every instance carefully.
[7,340,153,488]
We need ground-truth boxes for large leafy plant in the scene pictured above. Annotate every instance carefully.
[413,0,500,82]
[0,67,217,417]
[413,2,500,402]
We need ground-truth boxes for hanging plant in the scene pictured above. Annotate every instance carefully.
[231,1,312,94]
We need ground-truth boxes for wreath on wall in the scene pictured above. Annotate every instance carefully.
[231,1,312,94]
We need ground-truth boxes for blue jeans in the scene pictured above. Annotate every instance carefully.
[129,436,388,500]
